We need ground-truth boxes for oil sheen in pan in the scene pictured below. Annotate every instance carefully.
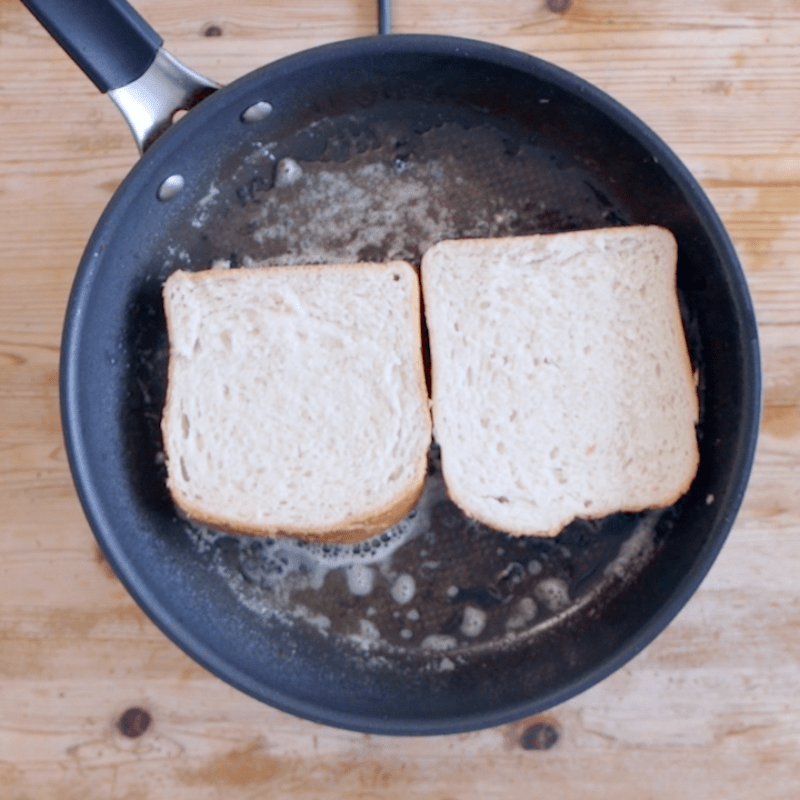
[159,104,670,670]
[186,445,664,672]
[161,110,627,274]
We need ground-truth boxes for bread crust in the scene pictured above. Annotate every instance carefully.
[167,465,427,543]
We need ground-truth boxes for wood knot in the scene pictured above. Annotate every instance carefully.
[203,24,224,37]
[519,721,560,750]
[117,707,152,738]
[546,0,572,14]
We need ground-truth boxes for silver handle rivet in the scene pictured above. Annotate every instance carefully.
[241,101,273,123]
[157,174,185,201]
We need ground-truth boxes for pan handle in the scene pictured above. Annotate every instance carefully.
[378,0,392,34]
[21,0,218,153]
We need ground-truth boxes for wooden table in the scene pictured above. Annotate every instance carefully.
[1,1,798,797]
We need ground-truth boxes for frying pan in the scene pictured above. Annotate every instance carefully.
[23,0,760,735]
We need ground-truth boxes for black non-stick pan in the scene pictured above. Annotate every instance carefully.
[24,0,760,735]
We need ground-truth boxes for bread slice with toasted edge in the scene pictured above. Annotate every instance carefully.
[161,261,432,542]
[421,226,700,537]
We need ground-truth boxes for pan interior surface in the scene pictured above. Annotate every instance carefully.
[61,36,760,734]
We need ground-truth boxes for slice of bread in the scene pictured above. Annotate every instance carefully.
[161,262,432,542]
[421,226,699,537]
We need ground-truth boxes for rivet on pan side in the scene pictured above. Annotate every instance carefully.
[241,101,273,123]
[157,174,185,201]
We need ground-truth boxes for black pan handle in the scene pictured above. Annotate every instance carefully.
[21,0,219,153]
[20,0,162,92]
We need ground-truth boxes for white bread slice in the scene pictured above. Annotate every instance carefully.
[161,262,432,542]
[421,226,699,537]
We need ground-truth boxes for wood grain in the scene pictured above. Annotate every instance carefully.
[2,1,800,797]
